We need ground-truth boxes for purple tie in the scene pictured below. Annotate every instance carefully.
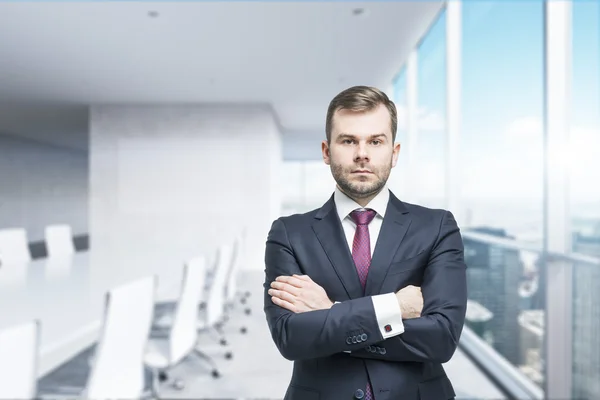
[350,208,377,400]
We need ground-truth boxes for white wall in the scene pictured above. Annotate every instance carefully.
[282,129,324,161]
[0,133,89,242]
[89,105,282,291]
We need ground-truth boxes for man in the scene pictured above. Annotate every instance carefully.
[263,86,467,400]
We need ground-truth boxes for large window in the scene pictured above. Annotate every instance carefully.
[281,161,335,215]
[461,1,544,240]
[460,0,545,387]
[415,8,447,209]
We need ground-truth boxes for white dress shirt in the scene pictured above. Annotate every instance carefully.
[333,185,405,340]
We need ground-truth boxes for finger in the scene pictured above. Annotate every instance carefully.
[270,281,300,295]
[271,296,297,313]
[276,275,305,288]
[293,274,312,281]
[268,288,295,303]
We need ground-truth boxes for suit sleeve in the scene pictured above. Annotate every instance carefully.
[264,218,390,361]
[348,210,467,363]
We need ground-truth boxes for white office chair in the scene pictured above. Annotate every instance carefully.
[231,229,252,308]
[146,256,219,393]
[225,236,242,306]
[222,235,250,334]
[0,228,32,265]
[44,225,75,258]
[0,320,40,399]
[205,243,234,331]
[152,244,235,360]
[83,275,157,399]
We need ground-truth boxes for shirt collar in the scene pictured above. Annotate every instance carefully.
[334,185,390,223]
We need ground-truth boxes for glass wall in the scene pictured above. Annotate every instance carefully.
[415,8,447,209]
[280,161,336,216]
[460,0,545,388]
[570,2,600,399]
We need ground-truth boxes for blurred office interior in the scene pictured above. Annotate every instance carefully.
[0,1,598,399]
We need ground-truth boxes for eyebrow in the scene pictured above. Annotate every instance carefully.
[337,133,388,140]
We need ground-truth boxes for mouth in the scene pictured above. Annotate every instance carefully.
[352,170,372,174]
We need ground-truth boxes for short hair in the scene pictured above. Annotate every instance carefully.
[325,85,397,143]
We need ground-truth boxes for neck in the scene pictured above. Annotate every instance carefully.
[338,185,382,208]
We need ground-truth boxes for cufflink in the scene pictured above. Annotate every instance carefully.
[384,324,392,333]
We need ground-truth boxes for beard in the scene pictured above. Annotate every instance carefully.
[330,160,391,200]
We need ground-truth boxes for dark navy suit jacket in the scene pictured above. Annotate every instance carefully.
[263,191,467,400]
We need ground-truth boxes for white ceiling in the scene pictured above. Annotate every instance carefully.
[0,1,444,149]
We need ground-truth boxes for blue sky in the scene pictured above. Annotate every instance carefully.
[391,0,598,209]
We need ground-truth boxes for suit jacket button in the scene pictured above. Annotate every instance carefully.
[354,389,364,399]
[379,347,387,355]
[361,333,368,341]
[346,337,352,345]
[352,336,357,343]
[365,345,372,352]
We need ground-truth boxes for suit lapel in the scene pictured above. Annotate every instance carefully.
[364,193,412,296]
[312,195,364,300]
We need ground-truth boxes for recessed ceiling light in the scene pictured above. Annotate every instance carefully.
[148,10,159,18]
[352,8,368,17]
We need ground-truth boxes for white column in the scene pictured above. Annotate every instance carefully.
[446,0,462,221]
[405,50,419,203]
[543,1,572,398]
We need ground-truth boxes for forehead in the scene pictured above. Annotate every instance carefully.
[331,104,392,139]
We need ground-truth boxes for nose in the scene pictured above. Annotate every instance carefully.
[354,142,369,161]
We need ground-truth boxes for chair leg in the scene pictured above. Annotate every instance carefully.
[207,325,228,346]
[158,370,169,382]
[192,348,221,378]
[152,367,187,393]
[147,368,162,400]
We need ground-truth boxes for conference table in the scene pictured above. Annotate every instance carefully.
[0,252,180,378]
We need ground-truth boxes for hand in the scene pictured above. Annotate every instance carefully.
[396,285,423,319]
[268,274,334,313]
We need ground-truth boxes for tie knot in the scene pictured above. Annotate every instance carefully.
[350,209,377,226]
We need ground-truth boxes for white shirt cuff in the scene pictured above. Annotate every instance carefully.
[371,292,404,339]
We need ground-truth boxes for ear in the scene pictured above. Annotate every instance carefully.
[391,142,401,167]
[322,140,331,165]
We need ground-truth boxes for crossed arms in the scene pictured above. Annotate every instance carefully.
[263,211,467,363]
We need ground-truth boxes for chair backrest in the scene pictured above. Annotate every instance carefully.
[85,275,156,399]
[205,244,234,327]
[169,256,207,365]
[0,320,40,399]
[225,235,242,304]
[0,228,31,265]
[44,224,75,258]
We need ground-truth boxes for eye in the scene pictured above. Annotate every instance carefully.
[343,139,355,144]
[372,140,382,145]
